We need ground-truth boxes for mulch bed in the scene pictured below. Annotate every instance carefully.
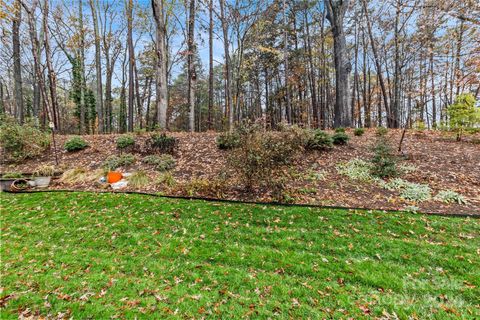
[2,129,479,215]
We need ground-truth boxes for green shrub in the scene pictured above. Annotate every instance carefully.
[116,135,135,150]
[64,136,88,152]
[354,128,365,136]
[332,132,349,145]
[371,136,398,178]
[334,127,346,133]
[102,154,136,171]
[143,154,176,172]
[376,127,388,137]
[336,159,374,182]
[146,133,178,154]
[305,130,333,151]
[216,132,241,150]
[0,117,51,161]
[435,190,466,204]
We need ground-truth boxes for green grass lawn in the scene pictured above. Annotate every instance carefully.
[1,192,479,319]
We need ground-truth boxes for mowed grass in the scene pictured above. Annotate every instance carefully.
[0,192,479,319]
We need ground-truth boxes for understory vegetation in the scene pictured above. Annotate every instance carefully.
[1,192,478,318]
[0,117,51,161]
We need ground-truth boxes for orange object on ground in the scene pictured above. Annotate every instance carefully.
[107,171,123,183]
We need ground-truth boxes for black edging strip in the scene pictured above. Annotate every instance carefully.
[7,189,479,219]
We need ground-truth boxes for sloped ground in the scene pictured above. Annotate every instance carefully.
[2,129,479,215]
[1,192,479,318]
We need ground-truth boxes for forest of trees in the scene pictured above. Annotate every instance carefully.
[0,0,479,133]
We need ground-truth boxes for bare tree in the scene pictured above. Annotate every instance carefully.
[126,0,134,132]
[13,0,24,124]
[89,0,104,133]
[187,0,196,132]
[219,0,232,130]
[326,0,352,128]
[152,0,168,130]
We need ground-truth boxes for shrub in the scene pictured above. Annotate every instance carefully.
[216,132,241,150]
[336,159,374,182]
[335,127,346,133]
[332,132,349,145]
[0,117,51,162]
[64,136,88,152]
[447,93,480,141]
[435,190,466,204]
[305,130,333,150]
[376,127,388,137]
[127,170,149,188]
[371,136,398,178]
[143,154,176,172]
[354,128,365,136]
[228,127,301,192]
[102,154,136,171]
[116,135,135,150]
[146,133,178,154]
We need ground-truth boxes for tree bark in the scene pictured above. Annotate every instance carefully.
[187,0,196,132]
[219,0,232,130]
[326,0,352,128]
[127,0,134,132]
[208,0,214,130]
[152,0,168,130]
[89,0,104,133]
[78,0,86,134]
[13,0,24,124]
[43,0,60,131]
[283,0,291,124]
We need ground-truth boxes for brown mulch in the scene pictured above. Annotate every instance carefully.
[2,129,479,215]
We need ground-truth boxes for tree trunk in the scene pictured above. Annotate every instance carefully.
[78,0,86,134]
[13,0,24,124]
[326,0,352,128]
[392,0,401,128]
[283,0,291,124]
[187,0,196,132]
[304,8,317,128]
[152,0,168,130]
[89,0,103,133]
[127,0,134,132]
[43,0,60,131]
[208,0,214,130]
[219,0,232,130]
